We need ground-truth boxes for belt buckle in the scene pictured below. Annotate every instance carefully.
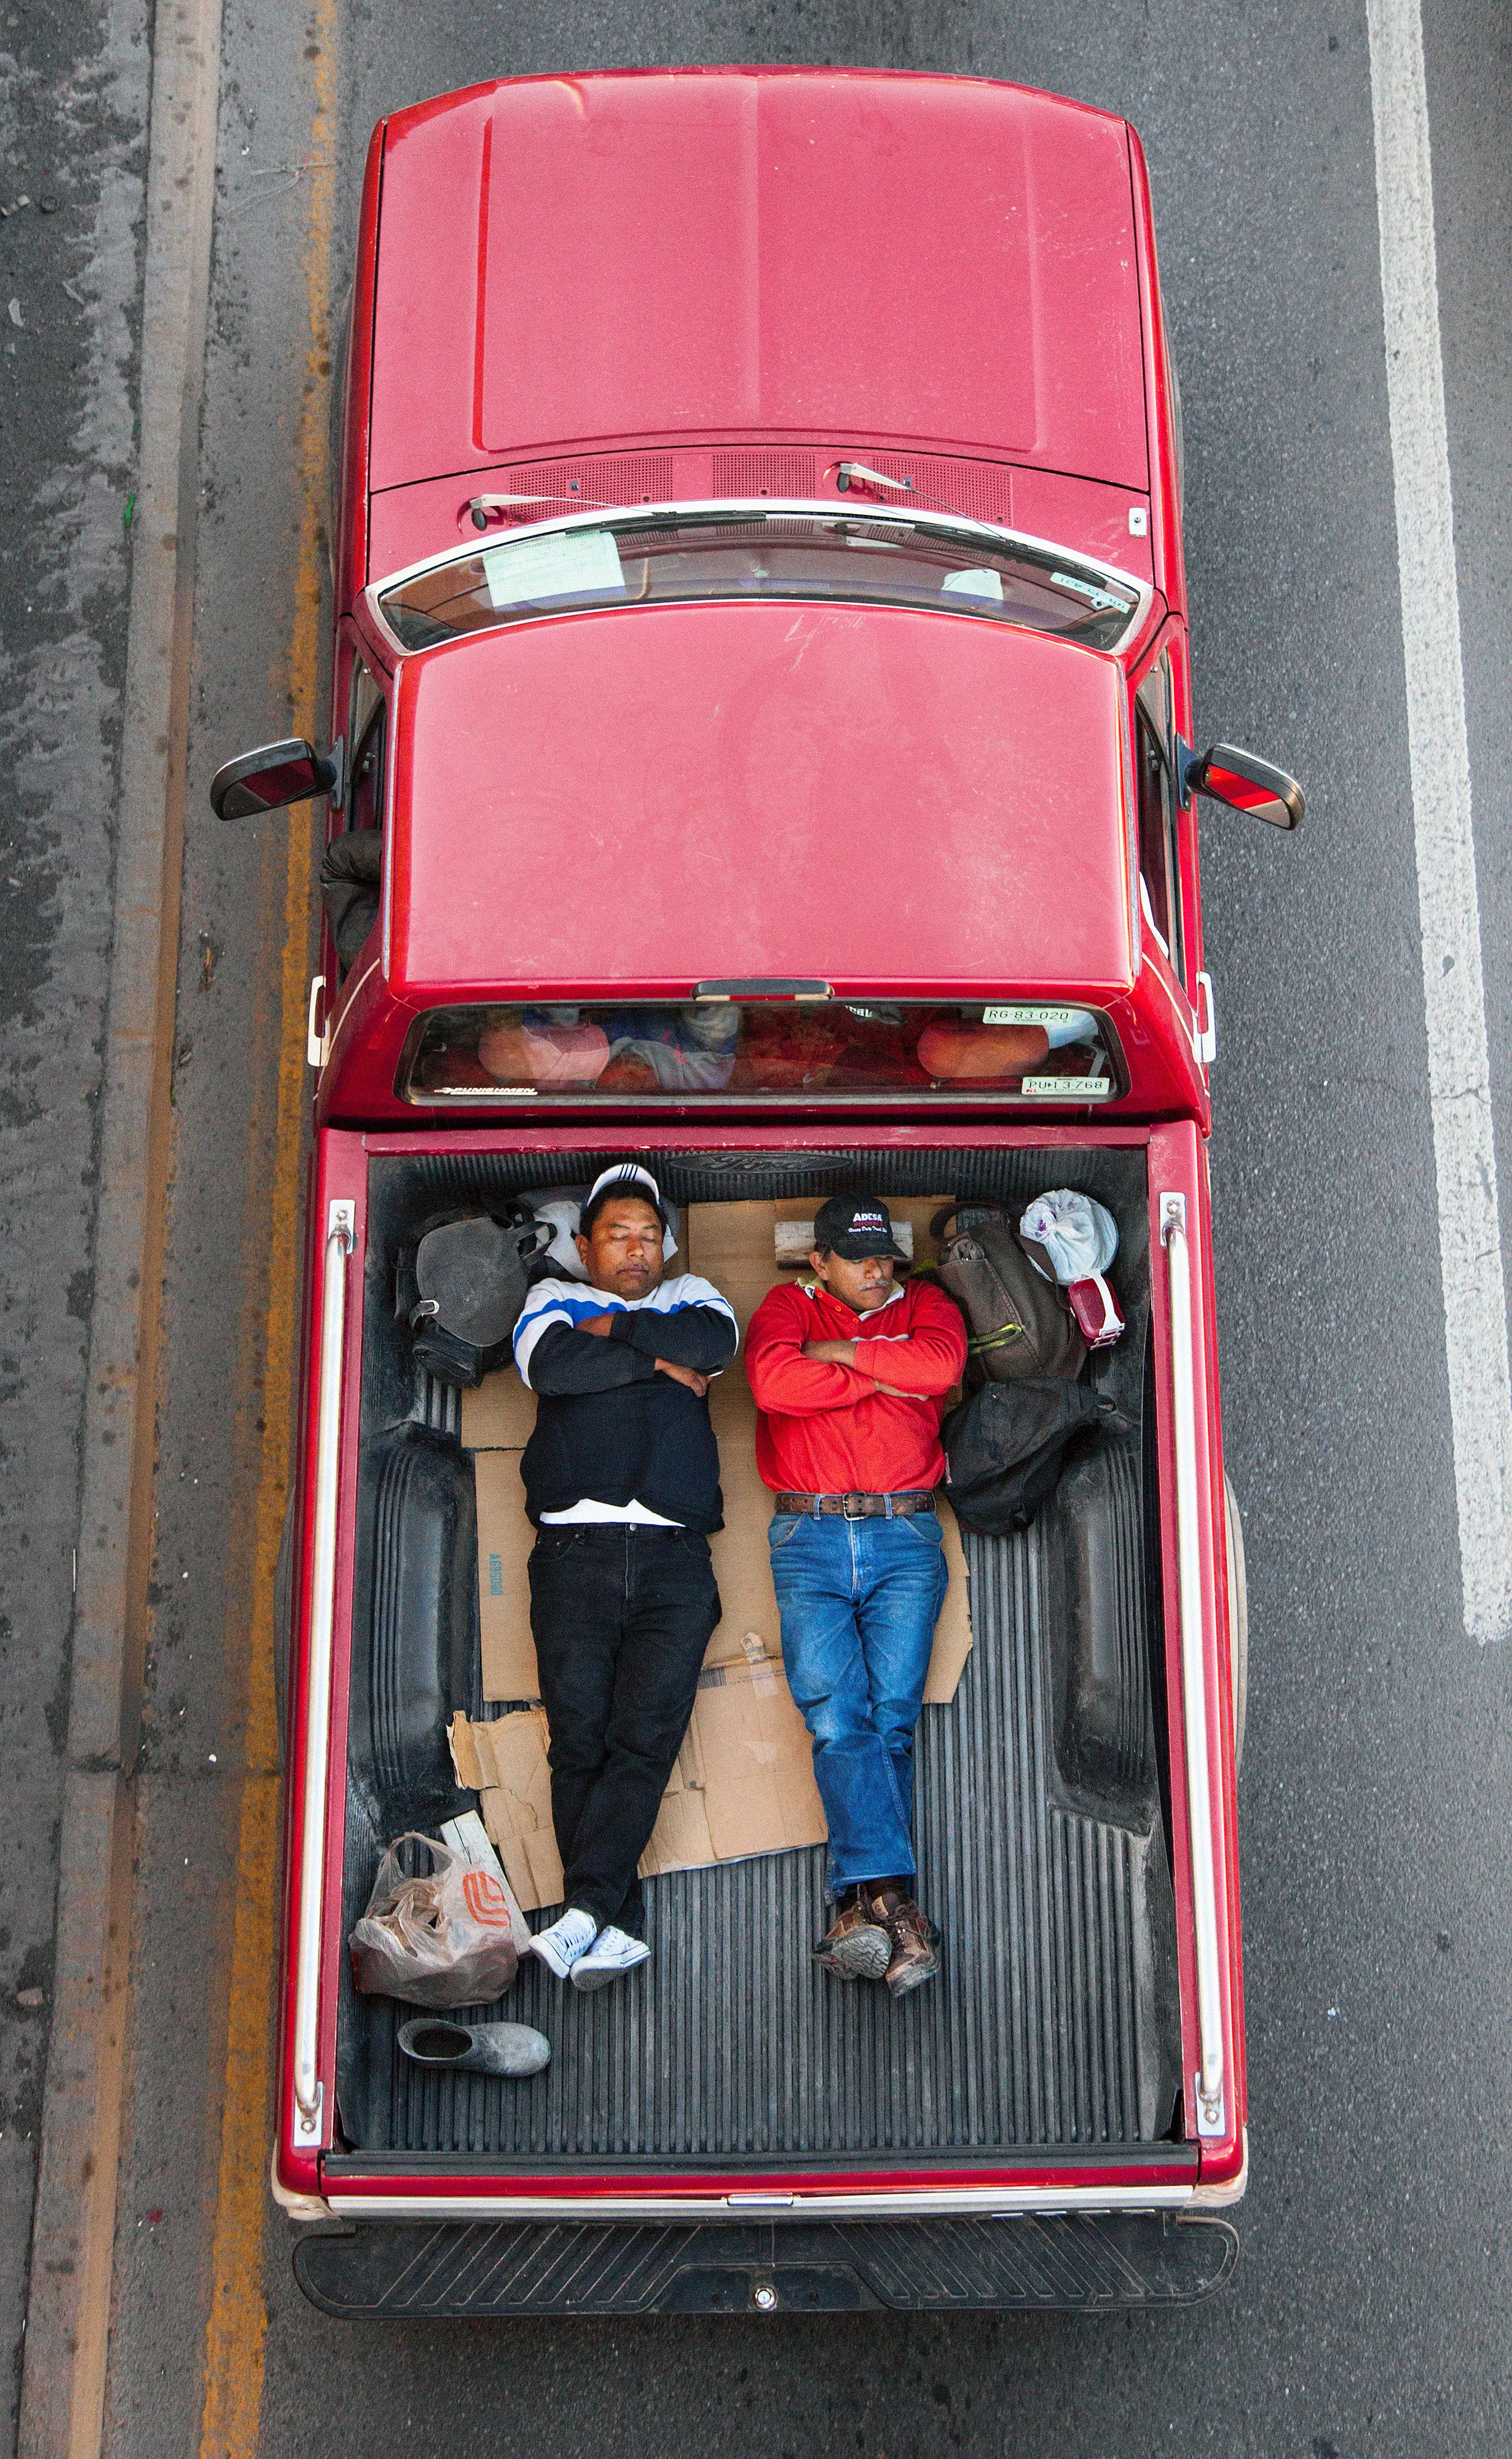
[841,1493,868,1520]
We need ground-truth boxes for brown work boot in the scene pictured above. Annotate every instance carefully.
[865,1883,941,1997]
[813,1889,892,1981]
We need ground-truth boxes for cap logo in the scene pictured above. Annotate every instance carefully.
[588,1162,664,1209]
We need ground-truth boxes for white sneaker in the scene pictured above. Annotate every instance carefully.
[527,1907,598,1980]
[569,1925,652,1993]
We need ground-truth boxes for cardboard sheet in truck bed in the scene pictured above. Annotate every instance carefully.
[449,1638,826,1911]
[456,1198,972,1904]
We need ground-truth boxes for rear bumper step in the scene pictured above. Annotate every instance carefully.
[293,2212,1237,2317]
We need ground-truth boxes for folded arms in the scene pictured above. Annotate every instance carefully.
[519,1293,738,1399]
[746,1291,966,1416]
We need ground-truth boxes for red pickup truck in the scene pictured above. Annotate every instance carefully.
[213,66,1301,2318]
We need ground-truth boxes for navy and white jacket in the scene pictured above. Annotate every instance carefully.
[513,1274,739,1531]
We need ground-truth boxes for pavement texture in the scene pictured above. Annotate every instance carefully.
[2,1,1511,2455]
[0,0,146,2443]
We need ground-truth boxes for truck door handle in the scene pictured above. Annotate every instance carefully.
[306,975,328,1070]
[1195,969,1217,1067]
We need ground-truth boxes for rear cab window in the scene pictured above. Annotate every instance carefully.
[398,998,1125,1105]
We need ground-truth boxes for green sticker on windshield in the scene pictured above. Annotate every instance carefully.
[1050,570,1127,612]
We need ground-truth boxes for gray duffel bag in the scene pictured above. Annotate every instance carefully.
[403,1211,547,1389]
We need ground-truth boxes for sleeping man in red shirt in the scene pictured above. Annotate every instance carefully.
[745,1196,967,1996]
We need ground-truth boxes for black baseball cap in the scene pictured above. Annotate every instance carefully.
[813,1194,908,1261]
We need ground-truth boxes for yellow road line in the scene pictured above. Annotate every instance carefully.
[197,9,335,2452]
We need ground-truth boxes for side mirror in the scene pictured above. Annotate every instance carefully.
[1178,740,1304,830]
[210,736,341,821]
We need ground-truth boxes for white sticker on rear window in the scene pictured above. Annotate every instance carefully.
[984,1005,1081,1028]
[1020,1075,1113,1100]
[481,529,625,610]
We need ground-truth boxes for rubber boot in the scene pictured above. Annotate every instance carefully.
[397,2016,550,2076]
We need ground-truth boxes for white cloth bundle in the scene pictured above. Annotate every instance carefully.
[1018,1189,1119,1285]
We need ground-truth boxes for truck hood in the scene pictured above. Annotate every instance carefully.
[386,600,1136,1003]
[371,69,1149,495]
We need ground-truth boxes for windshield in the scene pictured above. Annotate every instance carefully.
[399,999,1123,1107]
[375,510,1143,656]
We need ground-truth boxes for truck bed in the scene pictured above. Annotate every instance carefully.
[333,1147,1182,2167]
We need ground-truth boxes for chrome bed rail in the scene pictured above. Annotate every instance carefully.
[293,1200,355,2144]
[1160,1191,1227,2139]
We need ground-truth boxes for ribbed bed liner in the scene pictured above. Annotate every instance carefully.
[336,1145,1181,2165]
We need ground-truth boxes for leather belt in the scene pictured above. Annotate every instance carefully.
[773,1491,938,1519]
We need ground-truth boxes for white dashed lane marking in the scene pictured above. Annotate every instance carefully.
[1368,0,1512,1641]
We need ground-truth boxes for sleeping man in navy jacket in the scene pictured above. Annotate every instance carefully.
[511,1163,738,1993]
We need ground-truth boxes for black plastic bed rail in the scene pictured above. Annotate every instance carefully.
[293,2212,1237,2318]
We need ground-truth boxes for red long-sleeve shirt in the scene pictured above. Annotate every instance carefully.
[744,1277,969,1495]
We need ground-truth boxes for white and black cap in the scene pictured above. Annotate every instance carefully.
[583,1161,670,1229]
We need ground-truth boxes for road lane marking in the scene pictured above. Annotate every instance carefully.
[196,7,335,2453]
[1368,0,1512,1643]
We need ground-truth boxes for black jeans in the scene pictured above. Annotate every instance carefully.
[527,1525,720,1935]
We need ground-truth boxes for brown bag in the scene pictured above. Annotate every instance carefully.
[931,1204,1086,1382]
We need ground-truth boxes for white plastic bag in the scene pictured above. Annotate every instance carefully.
[532,1196,591,1279]
[348,1833,519,2007]
[1018,1188,1119,1283]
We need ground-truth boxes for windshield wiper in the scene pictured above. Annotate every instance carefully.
[835,462,914,498]
[468,488,616,531]
[837,459,1001,532]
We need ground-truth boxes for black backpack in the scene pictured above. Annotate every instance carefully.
[397,1210,548,1389]
[931,1202,1085,1383]
[942,1377,1127,1536]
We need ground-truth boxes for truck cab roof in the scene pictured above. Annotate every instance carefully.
[382,594,1138,1005]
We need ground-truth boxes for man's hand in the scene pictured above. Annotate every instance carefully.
[656,1358,711,1397]
[580,1309,712,1392]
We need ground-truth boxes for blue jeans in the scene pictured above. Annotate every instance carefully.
[767,1510,948,1897]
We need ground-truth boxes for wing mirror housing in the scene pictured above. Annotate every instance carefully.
[210,736,343,820]
[1177,739,1304,830]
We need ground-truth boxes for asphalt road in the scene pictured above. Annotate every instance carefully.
[0,0,147,2439]
[4,1,1512,2453]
